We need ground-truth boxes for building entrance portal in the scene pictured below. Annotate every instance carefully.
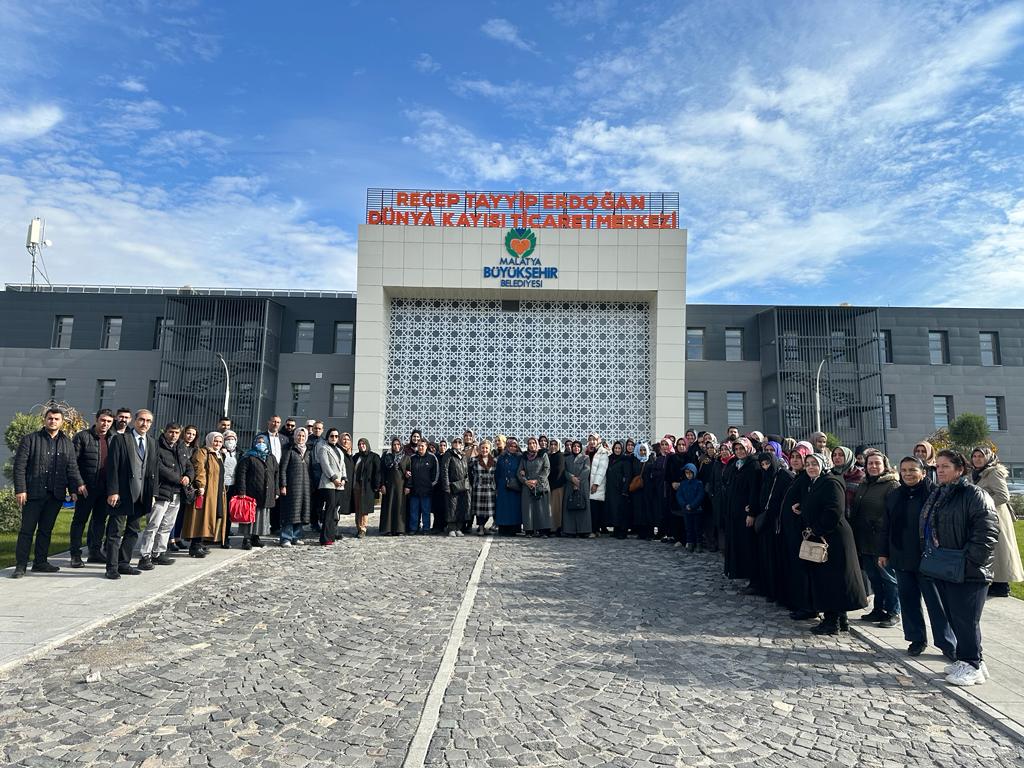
[384,298,652,442]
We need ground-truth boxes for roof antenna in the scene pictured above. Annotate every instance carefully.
[25,218,53,291]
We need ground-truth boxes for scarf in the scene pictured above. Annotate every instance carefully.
[526,449,538,461]
[970,446,995,483]
[831,446,855,475]
[919,476,968,546]
[634,443,651,463]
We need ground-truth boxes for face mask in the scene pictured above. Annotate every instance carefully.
[225,439,237,450]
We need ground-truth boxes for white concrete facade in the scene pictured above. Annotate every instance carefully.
[353,224,687,449]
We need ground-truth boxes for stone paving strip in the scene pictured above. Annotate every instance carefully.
[425,538,1024,768]
[0,535,484,768]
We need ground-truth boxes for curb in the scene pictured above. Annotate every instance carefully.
[0,549,253,677]
[849,625,1024,746]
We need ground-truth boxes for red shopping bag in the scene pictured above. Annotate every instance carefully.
[229,494,257,524]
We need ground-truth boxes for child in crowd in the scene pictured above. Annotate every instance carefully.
[675,463,705,553]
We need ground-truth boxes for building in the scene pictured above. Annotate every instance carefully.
[0,188,1020,480]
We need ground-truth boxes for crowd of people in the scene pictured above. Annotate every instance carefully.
[11,408,1023,688]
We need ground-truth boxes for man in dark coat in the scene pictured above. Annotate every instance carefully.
[138,422,194,569]
[69,408,114,567]
[11,407,85,578]
[405,440,438,533]
[105,410,160,579]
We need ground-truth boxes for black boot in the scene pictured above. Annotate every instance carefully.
[811,614,840,635]
[189,542,207,558]
[838,613,849,632]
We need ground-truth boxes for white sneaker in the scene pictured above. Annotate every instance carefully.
[673,541,684,548]
[455,531,465,537]
[944,660,991,680]
[980,661,990,680]
[448,531,457,537]
[280,540,292,548]
[945,661,985,686]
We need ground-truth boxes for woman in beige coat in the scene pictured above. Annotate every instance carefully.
[972,446,1024,597]
[184,432,228,557]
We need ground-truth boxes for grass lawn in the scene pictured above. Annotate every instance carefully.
[0,507,75,570]
[1013,519,1024,601]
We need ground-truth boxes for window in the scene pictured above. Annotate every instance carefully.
[242,321,260,352]
[933,395,953,429]
[980,332,1001,366]
[726,391,745,426]
[929,331,949,365]
[295,321,315,353]
[102,316,123,350]
[334,321,355,355]
[96,380,117,411]
[725,328,743,361]
[686,328,704,361]
[48,378,66,404]
[52,316,73,349]
[330,384,351,418]
[291,383,311,418]
[830,330,847,362]
[985,396,1006,431]
[148,380,167,413]
[878,330,893,364]
[883,394,897,430]
[686,391,706,426]
[782,331,800,362]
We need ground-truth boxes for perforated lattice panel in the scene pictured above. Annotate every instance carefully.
[384,298,651,442]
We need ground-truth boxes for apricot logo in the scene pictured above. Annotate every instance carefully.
[504,227,536,260]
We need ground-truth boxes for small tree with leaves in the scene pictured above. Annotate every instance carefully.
[3,403,87,484]
[927,413,997,457]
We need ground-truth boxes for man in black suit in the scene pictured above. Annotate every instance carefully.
[105,409,159,579]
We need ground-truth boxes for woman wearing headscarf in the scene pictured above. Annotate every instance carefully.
[469,438,497,535]
[831,445,865,514]
[851,450,901,626]
[518,436,552,536]
[879,456,955,658]
[563,440,592,537]
[913,441,938,483]
[495,437,523,536]
[630,442,650,538]
[653,437,674,539]
[219,429,240,548]
[723,437,761,590]
[353,438,381,539]
[547,439,566,535]
[753,450,793,602]
[378,436,406,536]
[779,447,815,620]
[185,432,227,557]
[588,440,610,536]
[971,446,1024,598]
[235,434,279,549]
[603,441,633,540]
[923,450,999,686]
[696,433,719,550]
[709,441,733,552]
[664,436,690,543]
[797,453,867,634]
[278,427,312,546]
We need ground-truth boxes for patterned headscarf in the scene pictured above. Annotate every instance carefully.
[634,442,651,462]
[732,437,753,454]
[794,440,814,456]
[805,452,833,475]
[832,446,856,475]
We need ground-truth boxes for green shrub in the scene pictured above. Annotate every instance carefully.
[1010,494,1024,521]
[0,487,21,533]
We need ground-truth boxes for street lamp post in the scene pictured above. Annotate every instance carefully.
[215,353,230,418]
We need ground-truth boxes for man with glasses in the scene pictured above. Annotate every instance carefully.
[105,410,160,579]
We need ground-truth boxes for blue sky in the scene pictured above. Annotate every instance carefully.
[0,0,1023,306]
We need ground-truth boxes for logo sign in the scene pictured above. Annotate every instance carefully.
[484,228,558,288]
[504,228,536,260]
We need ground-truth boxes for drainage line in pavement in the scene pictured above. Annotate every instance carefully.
[402,539,492,767]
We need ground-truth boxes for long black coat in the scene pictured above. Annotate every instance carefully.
[106,430,159,515]
[235,453,279,510]
[801,473,867,613]
[723,459,760,580]
[279,445,312,525]
[754,459,793,600]
[354,450,381,516]
[604,454,634,529]
[379,451,406,534]
[636,457,664,529]
[778,472,812,611]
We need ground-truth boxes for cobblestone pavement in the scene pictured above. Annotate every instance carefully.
[1,527,1023,768]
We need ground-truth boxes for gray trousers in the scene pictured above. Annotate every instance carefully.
[139,495,180,557]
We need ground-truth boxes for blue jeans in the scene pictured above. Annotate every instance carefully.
[408,495,431,532]
[280,522,302,543]
[896,569,956,653]
[861,553,901,615]
[683,512,703,546]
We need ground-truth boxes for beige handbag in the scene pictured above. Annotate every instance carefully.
[799,529,829,563]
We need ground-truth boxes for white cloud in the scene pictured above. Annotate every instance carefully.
[118,77,147,93]
[413,53,440,73]
[0,104,63,143]
[0,162,357,290]
[138,130,229,166]
[480,18,537,53]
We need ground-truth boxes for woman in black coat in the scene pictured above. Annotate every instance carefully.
[234,435,279,549]
[797,453,867,634]
[778,451,814,619]
[723,438,760,586]
[278,429,312,546]
[634,442,661,540]
[353,438,382,538]
[663,437,689,542]
[752,451,793,602]
[604,441,633,539]
[709,443,733,553]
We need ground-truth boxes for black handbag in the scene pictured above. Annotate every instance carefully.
[566,486,587,511]
[919,543,967,583]
[506,476,522,492]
